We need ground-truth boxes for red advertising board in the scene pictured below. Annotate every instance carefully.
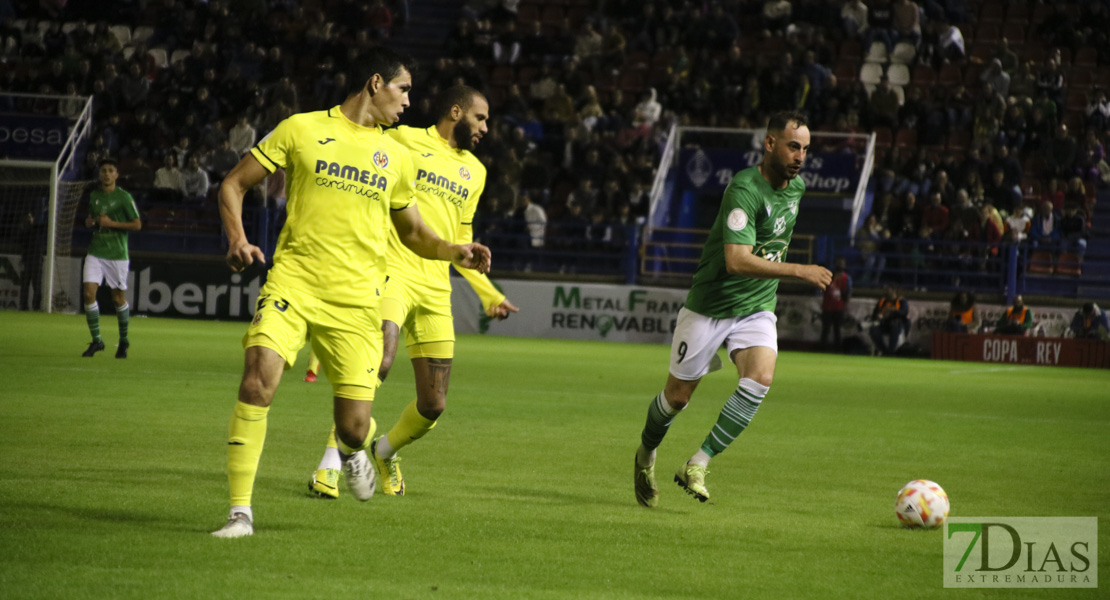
[931,332,1110,369]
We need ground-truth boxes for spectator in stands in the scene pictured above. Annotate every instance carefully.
[1044,124,1078,179]
[762,1,793,34]
[980,59,1010,100]
[181,155,210,203]
[1030,200,1062,251]
[119,62,150,110]
[937,20,965,63]
[921,192,949,237]
[1078,130,1105,183]
[869,286,910,356]
[1086,89,1110,132]
[842,0,869,38]
[869,76,900,129]
[573,22,602,64]
[821,257,852,351]
[1004,206,1033,245]
[204,140,238,181]
[946,291,979,333]
[866,0,896,52]
[566,178,599,215]
[1059,203,1089,260]
[856,214,887,285]
[993,38,1019,74]
[518,191,547,251]
[984,168,1020,213]
[228,115,256,157]
[153,154,186,202]
[892,0,921,47]
[994,295,1034,336]
[542,83,576,128]
[1035,58,1065,114]
[366,0,393,39]
[1070,303,1110,341]
[493,20,521,64]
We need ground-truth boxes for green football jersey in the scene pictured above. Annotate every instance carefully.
[684,166,804,319]
[86,187,140,261]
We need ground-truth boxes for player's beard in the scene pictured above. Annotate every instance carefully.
[454,119,476,151]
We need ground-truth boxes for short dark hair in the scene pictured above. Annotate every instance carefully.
[98,157,118,169]
[767,110,808,133]
[431,85,485,121]
[347,46,416,97]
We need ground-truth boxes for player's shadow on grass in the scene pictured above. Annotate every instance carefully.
[484,485,658,510]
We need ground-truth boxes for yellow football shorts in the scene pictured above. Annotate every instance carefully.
[243,281,382,401]
[381,276,454,359]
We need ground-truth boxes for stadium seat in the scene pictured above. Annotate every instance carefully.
[1066,90,1088,112]
[979,2,1005,23]
[567,6,588,25]
[540,6,564,24]
[170,49,190,65]
[895,128,917,148]
[889,42,916,65]
[1028,251,1054,275]
[911,64,936,86]
[886,63,910,87]
[874,128,893,148]
[1069,69,1092,90]
[490,65,514,86]
[1056,47,1072,66]
[132,25,155,43]
[864,41,888,64]
[937,64,961,86]
[1057,253,1082,277]
[1023,155,1046,177]
[122,46,135,60]
[619,70,644,92]
[834,60,858,83]
[1031,4,1054,23]
[1002,23,1026,45]
[1074,47,1097,69]
[517,4,539,23]
[624,51,651,70]
[109,25,131,46]
[946,130,970,152]
[1006,3,1031,23]
[969,42,993,63]
[974,24,1001,43]
[859,62,883,86]
[1022,179,1042,202]
[838,39,862,61]
[963,62,984,87]
[148,48,167,68]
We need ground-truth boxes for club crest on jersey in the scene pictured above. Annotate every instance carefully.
[373,151,389,168]
[773,216,787,234]
[459,166,471,181]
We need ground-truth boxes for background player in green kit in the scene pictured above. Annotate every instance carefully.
[633,111,832,507]
[81,158,142,358]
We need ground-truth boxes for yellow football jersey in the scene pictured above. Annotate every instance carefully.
[251,106,414,307]
[384,125,487,294]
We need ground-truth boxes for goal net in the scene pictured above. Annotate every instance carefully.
[0,92,95,313]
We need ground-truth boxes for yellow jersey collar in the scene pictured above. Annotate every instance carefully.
[425,125,460,153]
[332,105,384,134]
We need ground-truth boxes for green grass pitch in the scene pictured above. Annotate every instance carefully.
[0,312,1106,599]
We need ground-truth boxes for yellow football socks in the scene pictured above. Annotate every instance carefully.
[227,401,269,507]
[385,400,437,454]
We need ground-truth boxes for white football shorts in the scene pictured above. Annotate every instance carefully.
[83,256,130,290]
[668,307,778,381]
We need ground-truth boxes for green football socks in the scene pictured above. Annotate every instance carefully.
[116,302,130,342]
[85,303,102,342]
[701,378,767,457]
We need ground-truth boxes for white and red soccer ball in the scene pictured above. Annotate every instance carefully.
[895,479,950,529]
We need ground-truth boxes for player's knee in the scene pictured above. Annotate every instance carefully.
[416,397,445,421]
[747,372,774,388]
[238,374,275,407]
[335,417,369,448]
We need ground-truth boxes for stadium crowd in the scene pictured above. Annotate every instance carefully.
[1,0,1107,283]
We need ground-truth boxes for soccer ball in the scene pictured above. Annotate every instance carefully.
[895,479,949,529]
